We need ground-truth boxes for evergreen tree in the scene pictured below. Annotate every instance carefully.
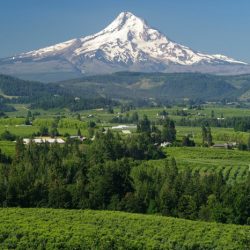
[131,112,139,123]
[207,126,213,146]
[211,110,215,118]
[137,115,151,133]
[161,119,176,142]
[77,128,82,137]
[201,125,207,146]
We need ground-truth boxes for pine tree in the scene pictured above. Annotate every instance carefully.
[137,115,151,133]
[201,125,207,146]
[77,128,82,137]
[207,126,213,146]
[161,119,176,142]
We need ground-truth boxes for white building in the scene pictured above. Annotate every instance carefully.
[111,125,136,130]
[23,137,65,144]
[160,142,172,147]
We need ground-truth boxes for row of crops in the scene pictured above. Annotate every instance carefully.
[0,208,249,249]
[148,147,250,183]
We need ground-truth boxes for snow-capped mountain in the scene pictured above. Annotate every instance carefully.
[0,12,249,82]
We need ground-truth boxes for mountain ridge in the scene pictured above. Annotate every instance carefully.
[0,12,250,82]
[56,71,250,102]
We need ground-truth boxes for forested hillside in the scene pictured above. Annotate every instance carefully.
[1,73,250,111]
[59,72,250,102]
[0,75,116,111]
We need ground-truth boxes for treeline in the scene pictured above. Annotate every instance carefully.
[177,116,250,132]
[29,95,117,112]
[0,128,249,225]
[0,74,63,97]
[0,129,164,205]
[132,161,250,225]
[110,112,139,124]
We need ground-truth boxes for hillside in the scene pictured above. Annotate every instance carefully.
[1,73,250,109]
[0,208,249,249]
[0,74,63,97]
[0,74,116,111]
[59,72,250,102]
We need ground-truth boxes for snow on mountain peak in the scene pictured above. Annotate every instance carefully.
[8,11,248,70]
[74,12,175,64]
[74,12,247,66]
[104,11,147,32]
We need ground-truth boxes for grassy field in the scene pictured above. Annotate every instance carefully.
[0,141,16,156]
[0,208,249,249]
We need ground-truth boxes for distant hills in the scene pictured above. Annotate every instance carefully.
[1,73,250,105]
[57,72,250,103]
[0,12,250,82]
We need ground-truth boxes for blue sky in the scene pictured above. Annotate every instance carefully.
[0,0,249,63]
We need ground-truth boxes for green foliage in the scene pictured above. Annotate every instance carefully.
[0,118,25,126]
[0,130,16,141]
[39,126,49,136]
[58,118,87,130]
[161,118,176,142]
[111,111,139,124]
[0,127,249,225]
[137,115,151,133]
[32,118,55,128]
[153,147,250,183]
[0,208,249,249]
[201,125,213,146]
[0,130,165,209]
[0,98,249,234]
[181,135,195,146]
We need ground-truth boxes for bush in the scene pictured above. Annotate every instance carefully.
[0,131,16,141]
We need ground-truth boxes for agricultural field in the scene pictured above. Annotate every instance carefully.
[148,147,250,183]
[175,126,250,144]
[5,103,250,123]
[0,141,15,156]
[0,117,90,155]
[74,105,250,123]
[0,208,249,249]
[0,100,250,249]
[1,104,250,159]
[7,104,246,124]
